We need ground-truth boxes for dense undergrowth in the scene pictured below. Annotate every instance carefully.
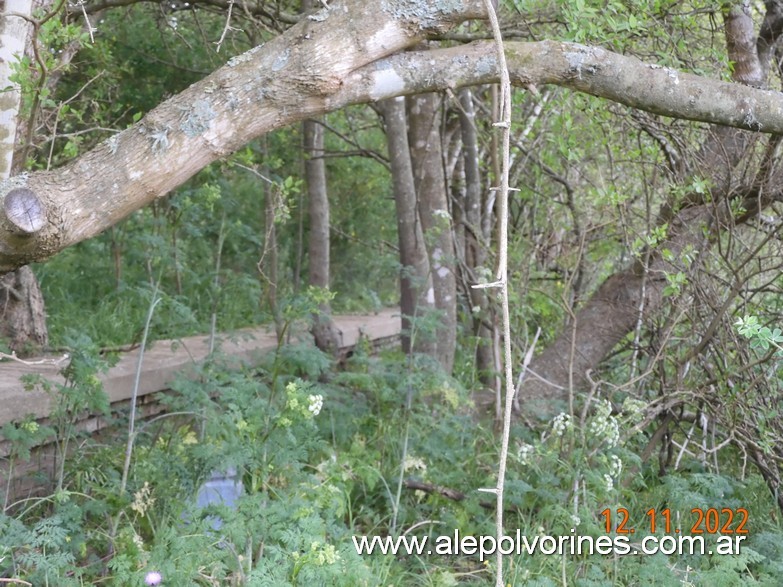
[4,1,783,584]
[2,318,783,586]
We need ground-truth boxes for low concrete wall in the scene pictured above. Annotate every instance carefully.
[0,310,401,502]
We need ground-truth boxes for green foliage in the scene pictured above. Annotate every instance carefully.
[10,9,90,116]
[2,333,352,583]
[4,314,783,585]
[736,315,783,353]
[16,338,111,492]
[0,512,82,586]
[9,1,783,585]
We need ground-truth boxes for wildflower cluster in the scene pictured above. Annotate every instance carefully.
[588,400,620,447]
[308,393,323,416]
[602,454,623,492]
[551,412,572,437]
[132,531,145,551]
[403,455,427,474]
[20,421,39,434]
[280,380,325,427]
[310,541,340,566]
[517,442,535,465]
[131,481,155,517]
[402,455,429,499]
[292,541,341,572]
[609,454,623,478]
[621,397,647,424]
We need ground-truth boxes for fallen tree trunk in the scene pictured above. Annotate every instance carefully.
[6,28,783,271]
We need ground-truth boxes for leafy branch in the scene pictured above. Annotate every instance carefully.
[735,315,783,353]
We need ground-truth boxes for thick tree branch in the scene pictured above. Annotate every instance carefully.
[8,25,783,271]
[503,41,782,132]
[517,3,783,418]
[0,0,487,272]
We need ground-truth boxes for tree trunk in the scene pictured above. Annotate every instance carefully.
[518,2,781,419]
[520,204,715,416]
[408,92,457,373]
[457,87,495,384]
[0,0,48,354]
[304,118,340,353]
[0,266,47,354]
[303,0,337,353]
[0,0,32,179]
[381,97,435,357]
[256,137,283,340]
[262,181,283,341]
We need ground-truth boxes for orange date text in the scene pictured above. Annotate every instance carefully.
[599,507,749,535]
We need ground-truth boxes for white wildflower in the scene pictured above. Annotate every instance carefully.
[610,454,623,477]
[622,396,648,425]
[517,443,535,465]
[403,455,427,473]
[551,413,572,437]
[589,400,620,447]
[605,417,620,448]
[132,531,144,550]
[308,394,324,416]
[622,397,646,417]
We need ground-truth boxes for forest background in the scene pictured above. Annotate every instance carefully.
[2,0,783,585]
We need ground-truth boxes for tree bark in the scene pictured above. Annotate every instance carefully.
[408,92,457,373]
[300,0,338,354]
[519,3,781,418]
[381,97,434,357]
[0,0,33,179]
[0,266,47,354]
[304,119,340,353]
[257,135,283,340]
[456,87,495,384]
[5,3,783,270]
[0,0,48,354]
